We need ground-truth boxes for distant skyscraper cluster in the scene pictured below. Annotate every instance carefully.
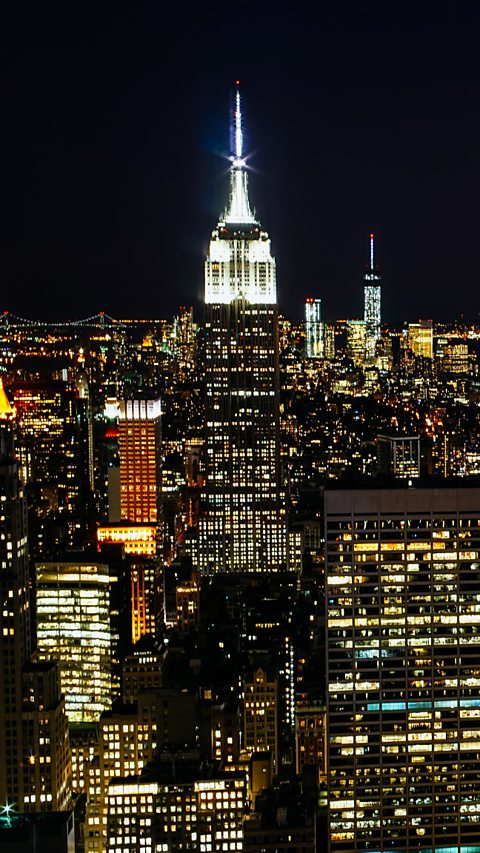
[305,231,382,367]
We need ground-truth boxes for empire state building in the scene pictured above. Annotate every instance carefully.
[199,87,287,573]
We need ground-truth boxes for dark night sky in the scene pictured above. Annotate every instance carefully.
[2,4,480,322]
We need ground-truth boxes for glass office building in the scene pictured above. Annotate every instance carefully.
[325,485,480,852]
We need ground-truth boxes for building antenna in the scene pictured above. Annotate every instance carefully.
[232,80,243,164]
[370,233,375,272]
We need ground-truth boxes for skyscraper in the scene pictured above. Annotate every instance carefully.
[0,377,30,806]
[363,233,381,361]
[200,85,286,573]
[0,377,72,812]
[346,319,366,368]
[325,484,480,851]
[305,298,323,358]
[36,561,112,722]
[408,319,434,359]
[118,399,162,529]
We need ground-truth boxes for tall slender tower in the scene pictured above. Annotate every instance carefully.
[363,232,381,360]
[200,85,286,573]
[305,298,323,358]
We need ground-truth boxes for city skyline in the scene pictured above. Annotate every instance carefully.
[3,11,480,846]
[2,6,480,321]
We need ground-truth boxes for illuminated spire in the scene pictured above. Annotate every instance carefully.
[225,82,255,225]
[370,233,375,271]
[0,376,14,420]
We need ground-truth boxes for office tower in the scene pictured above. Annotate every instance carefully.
[0,378,72,812]
[243,666,278,772]
[36,561,112,722]
[305,298,323,358]
[377,433,421,478]
[200,85,286,573]
[443,342,469,374]
[408,319,433,359]
[106,764,246,853]
[346,320,366,367]
[325,484,480,851]
[118,399,162,529]
[363,233,381,361]
[117,398,162,639]
[375,332,393,372]
[323,324,336,360]
[174,305,195,376]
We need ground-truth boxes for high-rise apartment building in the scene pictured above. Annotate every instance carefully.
[305,298,323,358]
[118,399,162,529]
[325,484,480,851]
[200,86,286,573]
[36,561,112,722]
[363,234,381,361]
